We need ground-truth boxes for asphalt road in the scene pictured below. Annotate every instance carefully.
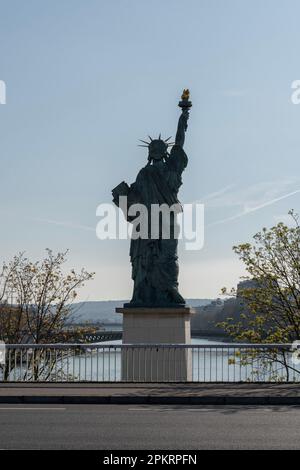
[0,404,299,450]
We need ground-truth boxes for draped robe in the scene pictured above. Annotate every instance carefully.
[122,144,188,307]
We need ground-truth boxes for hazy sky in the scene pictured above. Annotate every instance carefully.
[1,0,300,301]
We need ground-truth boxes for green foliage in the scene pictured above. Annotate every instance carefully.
[220,210,300,344]
[0,249,95,344]
[218,211,300,381]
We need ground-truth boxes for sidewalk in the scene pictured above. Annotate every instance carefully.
[0,382,300,404]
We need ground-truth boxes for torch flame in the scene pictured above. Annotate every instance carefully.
[181,89,190,100]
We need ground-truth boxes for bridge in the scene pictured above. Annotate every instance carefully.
[84,330,122,342]
[191,329,229,338]
[83,329,227,342]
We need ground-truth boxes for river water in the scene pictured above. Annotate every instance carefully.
[67,337,297,382]
[7,337,298,382]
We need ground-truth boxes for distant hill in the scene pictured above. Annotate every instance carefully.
[70,299,212,324]
[191,281,256,334]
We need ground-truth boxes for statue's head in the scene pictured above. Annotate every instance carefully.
[139,135,174,163]
[148,139,168,161]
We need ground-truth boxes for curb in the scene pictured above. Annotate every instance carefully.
[0,395,300,405]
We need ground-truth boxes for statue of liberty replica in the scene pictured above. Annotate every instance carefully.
[112,90,192,308]
[113,90,194,381]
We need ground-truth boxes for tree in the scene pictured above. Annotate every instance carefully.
[0,249,95,380]
[219,211,300,381]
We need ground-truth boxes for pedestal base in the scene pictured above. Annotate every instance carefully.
[116,307,195,382]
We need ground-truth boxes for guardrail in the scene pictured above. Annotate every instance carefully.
[0,343,299,383]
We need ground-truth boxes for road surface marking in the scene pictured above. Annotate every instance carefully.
[0,407,66,411]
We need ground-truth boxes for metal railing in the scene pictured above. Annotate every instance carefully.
[0,343,299,383]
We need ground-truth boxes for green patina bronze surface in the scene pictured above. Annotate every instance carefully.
[112,90,192,308]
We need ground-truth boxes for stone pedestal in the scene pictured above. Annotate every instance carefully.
[116,307,195,382]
